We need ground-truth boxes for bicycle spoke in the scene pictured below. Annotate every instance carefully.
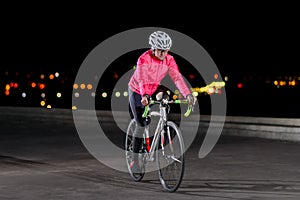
[170,155,182,163]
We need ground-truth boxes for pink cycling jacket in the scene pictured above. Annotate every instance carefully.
[128,49,191,98]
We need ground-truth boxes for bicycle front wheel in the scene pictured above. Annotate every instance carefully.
[156,121,185,192]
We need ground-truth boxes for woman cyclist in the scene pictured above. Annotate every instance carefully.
[128,30,196,172]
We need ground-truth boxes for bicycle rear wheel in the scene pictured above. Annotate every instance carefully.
[156,121,185,192]
[125,119,145,182]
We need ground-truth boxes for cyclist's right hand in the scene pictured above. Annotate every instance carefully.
[141,94,149,106]
[186,94,196,105]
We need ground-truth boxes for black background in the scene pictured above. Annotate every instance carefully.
[1,5,299,117]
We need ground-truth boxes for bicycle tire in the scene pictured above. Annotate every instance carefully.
[156,121,185,192]
[125,119,145,182]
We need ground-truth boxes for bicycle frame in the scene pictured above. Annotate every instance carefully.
[143,103,168,162]
[142,98,192,162]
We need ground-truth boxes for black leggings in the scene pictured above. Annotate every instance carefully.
[128,88,151,127]
[128,88,151,158]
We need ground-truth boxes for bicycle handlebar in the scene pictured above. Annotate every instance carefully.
[142,99,194,118]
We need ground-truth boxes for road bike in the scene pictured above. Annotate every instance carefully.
[125,91,193,192]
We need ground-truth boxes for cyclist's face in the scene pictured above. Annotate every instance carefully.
[154,49,169,60]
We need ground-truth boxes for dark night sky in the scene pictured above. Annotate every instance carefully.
[1,6,299,76]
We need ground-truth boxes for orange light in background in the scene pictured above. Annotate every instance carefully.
[274,80,278,86]
[214,73,219,79]
[31,82,37,88]
[40,101,46,106]
[289,80,296,86]
[39,83,46,90]
[279,81,286,86]
[237,83,243,89]
[87,84,93,90]
[5,90,9,96]
[5,84,10,91]
[49,74,54,80]
[80,84,85,89]
[73,84,79,89]
[13,83,18,88]
[40,74,45,79]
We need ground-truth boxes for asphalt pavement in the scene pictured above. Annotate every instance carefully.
[1,107,300,200]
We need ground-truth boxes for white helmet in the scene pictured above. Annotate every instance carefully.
[149,31,172,50]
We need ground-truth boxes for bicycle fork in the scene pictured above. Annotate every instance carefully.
[145,122,175,160]
[162,124,182,164]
